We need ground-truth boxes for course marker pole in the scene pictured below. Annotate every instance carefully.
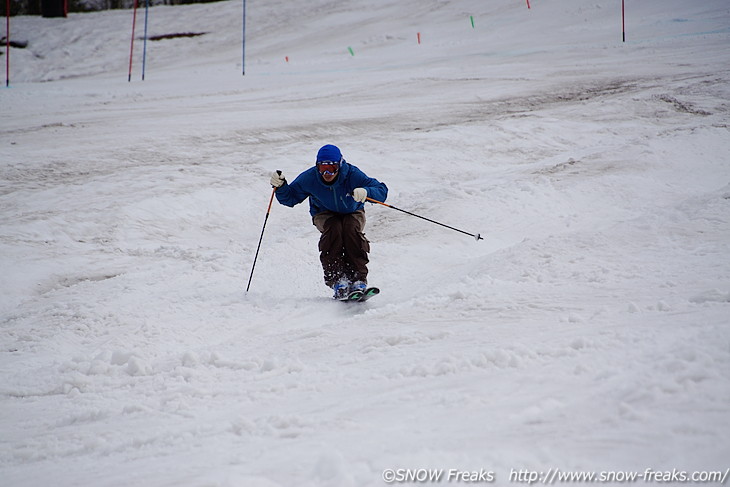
[141,0,149,80]
[5,0,10,87]
[242,0,246,75]
[128,0,139,82]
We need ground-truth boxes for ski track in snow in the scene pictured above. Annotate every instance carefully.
[1,0,729,485]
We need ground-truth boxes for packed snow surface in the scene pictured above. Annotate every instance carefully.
[1,0,729,485]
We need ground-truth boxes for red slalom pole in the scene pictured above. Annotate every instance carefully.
[128,0,139,82]
[5,0,9,87]
[526,0,531,9]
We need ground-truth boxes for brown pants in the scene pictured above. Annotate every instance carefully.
[312,210,370,287]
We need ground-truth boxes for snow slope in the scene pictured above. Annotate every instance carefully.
[1,0,729,485]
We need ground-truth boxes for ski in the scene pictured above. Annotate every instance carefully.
[341,286,380,302]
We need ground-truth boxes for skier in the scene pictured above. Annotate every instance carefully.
[270,144,388,299]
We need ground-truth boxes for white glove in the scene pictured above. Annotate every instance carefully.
[270,170,286,188]
[352,188,367,203]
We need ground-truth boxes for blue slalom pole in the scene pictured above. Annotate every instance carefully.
[142,0,149,80]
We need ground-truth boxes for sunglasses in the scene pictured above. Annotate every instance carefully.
[317,160,340,176]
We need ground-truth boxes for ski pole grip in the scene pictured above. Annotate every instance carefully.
[271,170,284,189]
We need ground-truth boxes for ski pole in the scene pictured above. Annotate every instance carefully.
[366,197,483,241]
[246,172,279,292]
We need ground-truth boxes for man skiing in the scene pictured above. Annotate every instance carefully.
[270,144,388,299]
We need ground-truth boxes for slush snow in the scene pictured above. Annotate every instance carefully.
[1,0,729,486]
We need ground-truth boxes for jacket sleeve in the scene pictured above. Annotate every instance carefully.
[274,176,310,207]
[350,166,388,203]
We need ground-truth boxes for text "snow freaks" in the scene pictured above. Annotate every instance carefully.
[382,468,495,483]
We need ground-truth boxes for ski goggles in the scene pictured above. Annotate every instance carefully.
[316,160,341,176]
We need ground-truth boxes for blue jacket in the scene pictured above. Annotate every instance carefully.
[275,161,388,216]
